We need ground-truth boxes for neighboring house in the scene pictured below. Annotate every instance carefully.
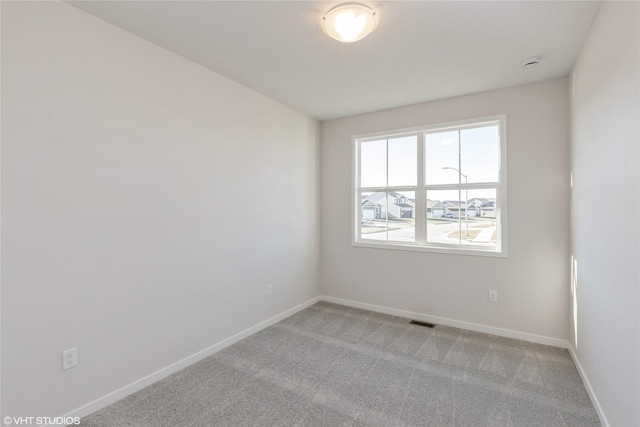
[442,200,474,217]
[362,195,494,220]
[442,198,497,218]
[427,200,445,218]
[362,192,415,219]
[468,198,497,217]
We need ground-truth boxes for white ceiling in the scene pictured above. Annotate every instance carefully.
[68,1,601,121]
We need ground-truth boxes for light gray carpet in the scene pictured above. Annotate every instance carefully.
[80,302,600,426]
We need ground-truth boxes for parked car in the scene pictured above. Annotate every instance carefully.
[443,213,457,218]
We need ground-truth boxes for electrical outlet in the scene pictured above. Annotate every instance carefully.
[267,284,273,296]
[488,290,498,303]
[62,347,78,370]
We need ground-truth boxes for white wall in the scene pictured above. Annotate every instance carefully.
[321,79,571,343]
[569,2,640,426]
[1,1,319,418]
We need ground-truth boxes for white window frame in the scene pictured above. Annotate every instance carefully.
[352,114,507,257]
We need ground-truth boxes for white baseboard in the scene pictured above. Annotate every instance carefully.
[59,296,321,424]
[568,346,608,427]
[321,296,570,349]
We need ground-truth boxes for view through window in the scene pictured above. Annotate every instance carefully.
[355,116,506,255]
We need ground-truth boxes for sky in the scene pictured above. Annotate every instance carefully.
[360,125,500,201]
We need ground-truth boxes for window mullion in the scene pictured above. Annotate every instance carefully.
[458,130,462,244]
[355,141,361,243]
[385,140,389,241]
[416,133,426,244]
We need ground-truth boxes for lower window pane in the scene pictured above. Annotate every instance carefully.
[427,190,461,245]
[426,188,497,247]
[361,191,387,241]
[361,191,415,242]
[464,189,497,247]
[387,191,415,242]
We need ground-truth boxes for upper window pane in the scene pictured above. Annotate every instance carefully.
[360,139,387,188]
[425,130,460,185]
[388,136,417,187]
[460,125,500,184]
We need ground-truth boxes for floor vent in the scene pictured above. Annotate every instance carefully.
[409,320,436,328]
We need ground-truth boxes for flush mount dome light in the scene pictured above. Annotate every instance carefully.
[322,3,378,43]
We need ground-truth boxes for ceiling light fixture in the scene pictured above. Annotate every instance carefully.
[322,3,378,43]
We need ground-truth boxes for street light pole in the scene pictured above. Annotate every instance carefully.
[442,167,469,236]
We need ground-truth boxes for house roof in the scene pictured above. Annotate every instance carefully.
[362,192,415,208]
[468,198,496,207]
[443,200,468,207]
[363,192,386,204]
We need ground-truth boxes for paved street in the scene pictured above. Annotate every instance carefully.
[362,218,496,245]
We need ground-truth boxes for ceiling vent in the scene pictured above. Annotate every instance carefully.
[522,56,541,69]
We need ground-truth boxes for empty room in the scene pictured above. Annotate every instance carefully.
[1,1,638,426]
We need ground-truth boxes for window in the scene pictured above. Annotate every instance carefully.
[353,115,507,256]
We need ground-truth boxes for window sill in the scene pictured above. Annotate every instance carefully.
[352,240,507,258]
